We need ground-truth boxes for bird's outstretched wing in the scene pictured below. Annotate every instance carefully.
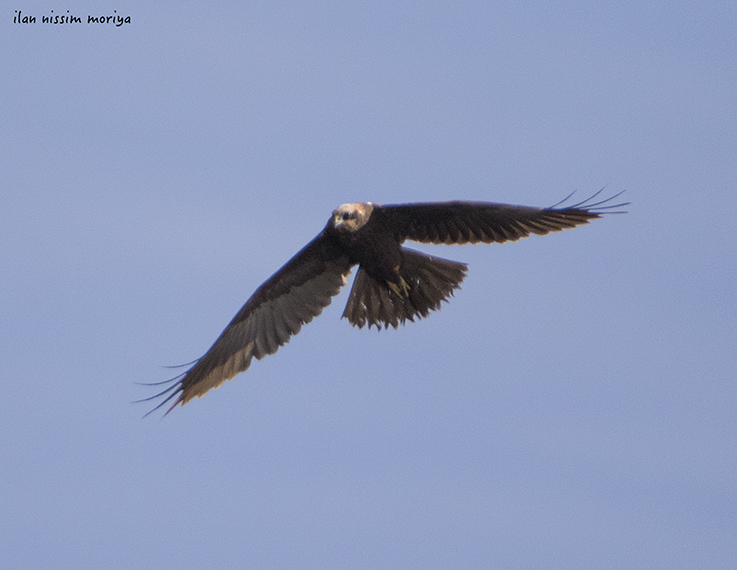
[376,190,628,245]
[144,232,353,414]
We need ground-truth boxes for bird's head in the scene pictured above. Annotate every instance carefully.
[331,202,374,232]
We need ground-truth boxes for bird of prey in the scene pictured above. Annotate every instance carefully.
[144,191,626,414]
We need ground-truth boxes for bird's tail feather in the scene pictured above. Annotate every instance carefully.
[342,248,468,330]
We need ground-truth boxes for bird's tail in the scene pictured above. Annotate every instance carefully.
[342,248,468,330]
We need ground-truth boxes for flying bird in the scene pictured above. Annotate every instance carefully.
[144,191,626,414]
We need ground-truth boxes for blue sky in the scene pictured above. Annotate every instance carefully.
[2,1,735,568]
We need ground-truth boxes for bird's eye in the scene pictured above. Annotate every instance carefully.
[342,212,352,220]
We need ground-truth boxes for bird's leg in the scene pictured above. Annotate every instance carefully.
[387,275,411,298]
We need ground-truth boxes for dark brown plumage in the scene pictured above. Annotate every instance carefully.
[143,191,626,414]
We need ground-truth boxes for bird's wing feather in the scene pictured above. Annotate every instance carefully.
[147,231,352,414]
[377,191,627,245]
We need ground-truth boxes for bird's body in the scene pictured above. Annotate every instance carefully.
[144,192,626,414]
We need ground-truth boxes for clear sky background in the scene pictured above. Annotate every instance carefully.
[2,2,735,568]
